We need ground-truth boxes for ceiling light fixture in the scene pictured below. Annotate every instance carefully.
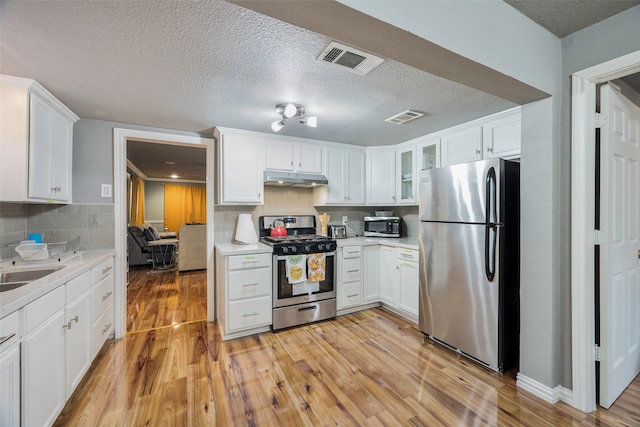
[271,103,318,132]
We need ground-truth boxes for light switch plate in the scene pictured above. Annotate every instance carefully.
[101,184,112,198]
[342,216,348,225]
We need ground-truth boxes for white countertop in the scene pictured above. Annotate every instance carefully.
[215,242,273,256]
[0,250,115,318]
[335,236,419,250]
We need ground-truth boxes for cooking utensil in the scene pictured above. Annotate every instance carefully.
[319,213,330,236]
[270,219,288,237]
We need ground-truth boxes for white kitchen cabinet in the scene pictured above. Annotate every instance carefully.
[0,75,78,203]
[379,246,397,306]
[396,145,416,204]
[338,246,362,309]
[92,257,114,358]
[265,138,322,174]
[315,147,365,205]
[215,127,265,205]
[362,246,380,302]
[21,286,66,427]
[366,149,396,205]
[440,124,483,167]
[417,136,440,171]
[65,271,93,398]
[216,250,272,340]
[0,311,20,427]
[397,248,419,320]
[483,107,521,159]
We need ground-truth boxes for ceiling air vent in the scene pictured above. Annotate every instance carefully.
[385,110,425,124]
[317,41,385,76]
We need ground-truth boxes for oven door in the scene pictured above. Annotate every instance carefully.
[273,252,336,308]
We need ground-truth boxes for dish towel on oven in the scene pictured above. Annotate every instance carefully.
[286,255,307,284]
[307,253,326,282]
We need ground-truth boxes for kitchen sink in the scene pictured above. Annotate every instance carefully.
[0,282,29,292]
[0,266,64,284]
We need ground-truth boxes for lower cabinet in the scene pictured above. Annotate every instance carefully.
[0,312,21,427]
[216,250,272,340]
[338,244,419,323]
[21,288,66,427]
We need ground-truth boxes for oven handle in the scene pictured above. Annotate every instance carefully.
[298,305,317,312]
[275,251,335,261]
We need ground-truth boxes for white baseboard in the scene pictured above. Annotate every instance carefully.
[516,373,573,406]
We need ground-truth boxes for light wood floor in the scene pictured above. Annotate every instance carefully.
[126,266,207,333]
[54,271,640,426]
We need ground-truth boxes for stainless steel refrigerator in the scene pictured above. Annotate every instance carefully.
[418,158,519,372]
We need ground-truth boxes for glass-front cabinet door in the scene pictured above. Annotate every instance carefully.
[417,136,440,171]
[396,145,416,204]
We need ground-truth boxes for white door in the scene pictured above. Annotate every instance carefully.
[599,83,640,408]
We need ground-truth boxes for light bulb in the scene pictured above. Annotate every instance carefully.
[283,103,297,118]
[271,120,285,132]
[305,116,317,127]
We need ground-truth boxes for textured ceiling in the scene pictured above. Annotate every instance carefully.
[504,0,640,38]
[1,0,638,181]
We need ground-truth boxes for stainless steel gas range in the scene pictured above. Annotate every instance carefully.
[259,215,337,331]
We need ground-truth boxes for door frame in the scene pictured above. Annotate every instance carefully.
[112,128,216,339]
[571,49,640,412]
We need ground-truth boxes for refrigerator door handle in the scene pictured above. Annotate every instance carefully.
[485,166,497,225]
[485,225,497,282]
[484,166,497,281]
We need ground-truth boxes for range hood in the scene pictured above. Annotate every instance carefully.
[263,170,328,188]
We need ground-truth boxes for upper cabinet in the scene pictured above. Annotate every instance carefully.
[0,75,79,203]
[314,146,365,206]
[440,124,483,167]
[366,149,396,205]
[483,108,521,159]
[417,137,440,171]
[265,138,322,174]
[396,145,416,204]
[215,127,265,205]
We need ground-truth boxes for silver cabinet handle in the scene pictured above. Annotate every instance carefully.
[487,147,493,153]
[102,291,113,301]
[242,260,259,264]
[347,294,359,298]
[63,322,72,329]
[291,161,294,166]
[242,312,259,317]
[0,333,16,346]
[400,253,413,258]
[476,149,481,154]
[347,269,359,273]
[51,186,62,192]
[242,283,259,287]
[102,266,113,275]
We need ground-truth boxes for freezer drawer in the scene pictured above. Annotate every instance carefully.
[419,221,502,369]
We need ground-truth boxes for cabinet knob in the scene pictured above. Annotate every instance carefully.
[487,147,494,153]
[475,149,481,155]
[291,161,294,166]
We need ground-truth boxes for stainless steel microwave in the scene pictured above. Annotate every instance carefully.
[363,216,401,237]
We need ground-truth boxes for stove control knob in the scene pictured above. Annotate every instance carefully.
[304,245,311,252]
[290,246,297,253]
[282,246,288,254]
[317,243,324,251]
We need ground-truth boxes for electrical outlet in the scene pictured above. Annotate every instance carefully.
[101,184,112,198]
[342,216,348,225]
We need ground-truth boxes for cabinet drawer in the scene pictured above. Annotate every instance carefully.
[92,257,114,283]
[93,274,114,321]
[342,258,361,282]
[228,253,271,270]
[342,281,362,307]
[23,285,65,334]
[0,311,20,352]
[342,246,361,259]
[227,296,272,332]
[397,248,419,263]
[92,304,113,359]
[66,270,92,304]
[228,268,271,301]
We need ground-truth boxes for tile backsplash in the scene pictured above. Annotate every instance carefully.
[0,202,114,261]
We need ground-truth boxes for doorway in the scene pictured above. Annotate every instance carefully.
[571,50,640,412]
[125,139,208,333]
[112,128,216,340]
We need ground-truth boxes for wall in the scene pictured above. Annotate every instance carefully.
[0,202,114,261]
[143,180,207,231]
[73,118,204,204]
[214,186,419,243]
